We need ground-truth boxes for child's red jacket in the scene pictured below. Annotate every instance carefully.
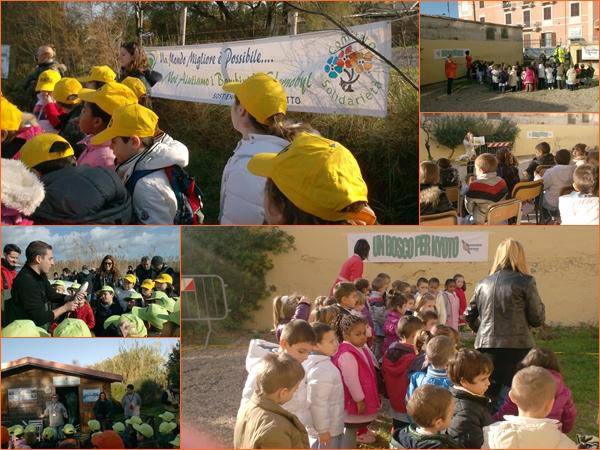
[50,302,95,333]
[382,342,417,413]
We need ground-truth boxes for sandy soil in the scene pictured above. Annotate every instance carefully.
[421,80,599,112]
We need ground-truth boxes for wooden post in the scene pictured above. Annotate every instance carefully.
[287,10,298,35]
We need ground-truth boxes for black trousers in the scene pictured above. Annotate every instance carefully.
[480,347,531,411]
[447,78,454,95]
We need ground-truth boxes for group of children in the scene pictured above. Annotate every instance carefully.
[234,275,580,448]
[420,142,599,225]
[2,411,179,449]
[471,59,595,93]
[2,43,377,226]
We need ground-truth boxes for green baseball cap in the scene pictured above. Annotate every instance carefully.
[24,424,37,434]
[157,411,175,422]
[8,425,24,436]
[125,292,143,301]
[96,285,114,295]
[53,280,66,287]
[42,427,56,440]
[125,416,142,426]
[132,304,168,330]
[132,423,154,439]
[63,424,76,435]
[2,320,50,337]
[170,434,180,447]
[70,282,81,290]
[158,301,180,326]
[103,314,147,337]
[53,318,92,337]
[112,422,125,433]
[151,291,176,312]
[88,419,101,432]
[158,421,177,434]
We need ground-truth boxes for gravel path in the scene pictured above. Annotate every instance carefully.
[421,80,599,112]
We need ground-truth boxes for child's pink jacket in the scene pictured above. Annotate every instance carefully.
[77,135,116,169]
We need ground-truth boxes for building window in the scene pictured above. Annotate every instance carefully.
[570,2,580,17]
[569,26,583,39]
[480,16,485,23]
[501,28,509,39]
[541,32,555,46]
[502,1,511,8]
[479,1,485,7]
[582,113,590,123]
[523,10,531,27]
[567,114,576,125]
[543,6,552,20]
[486,27,496,40]
[524,34,531,47]
[505,13,512,25]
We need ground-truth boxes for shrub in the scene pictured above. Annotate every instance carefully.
[138,379,164,405]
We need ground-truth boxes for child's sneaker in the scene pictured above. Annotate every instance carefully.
[356,429,377,444]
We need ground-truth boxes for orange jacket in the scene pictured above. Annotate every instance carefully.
[445,59,458,78]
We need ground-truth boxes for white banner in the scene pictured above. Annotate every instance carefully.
[527,130,553,139]
[145,21,391,117]
[2,45,9,78]
[581,45,599,60]
[433,48,469,59]
[347,232,489,262]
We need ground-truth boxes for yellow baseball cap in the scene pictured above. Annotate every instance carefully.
[1,96,23,131]
[154,273,173,285]
[248,132,375,224]
[53,77,82,105]
[36,69,62,92]
[78,81,138,116]
[20,133,74,169]
[122,76,147,99]
[90,103,158,146]
[140,279,155,290]
[223,73,286,125]
[79,65,117,84]
[123,274,137,285]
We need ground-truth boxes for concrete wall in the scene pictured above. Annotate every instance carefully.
[246,226,598,330]
[419,119,600,161]
[421,15,523,85]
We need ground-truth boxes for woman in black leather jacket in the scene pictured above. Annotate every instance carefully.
[464,238,545,407]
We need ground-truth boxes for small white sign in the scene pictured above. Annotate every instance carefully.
[581,45,599,60]
[473,136,486,146]
[433,49,470,60]
[53,376,80,387]
[527,130,553,138]
[8,388,37,402]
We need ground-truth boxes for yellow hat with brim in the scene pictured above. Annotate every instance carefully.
[96,285,115,295]
[103,313,147,337]
[53,318,92,337]
[24,424,37,434]
[112,422,125,433]
[78,81,138,116]
[62,424,76,436]
[90,103,158,146]
[1,96,23,131]
[53,77,83,105]
[123,274,137,285]
[2,320,50,337]
[170,434,180,447]
[42,427,56,440]
[78,65,117,84]
[8,425,24,436]
[132,304,168,330]
[124,416,142,426]
[132,423,154,439]
[36,69,62,92]
[87,420,101,432]
[19,133,74,170]
[154,274,173,285]
[158,421,177,434]
[247,132,375,224]
[140,279,155,290]
[223,72,286,125]
[122,76,148,99]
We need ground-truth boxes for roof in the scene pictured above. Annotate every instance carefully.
[420,13,524,29]
[1,357,123,382]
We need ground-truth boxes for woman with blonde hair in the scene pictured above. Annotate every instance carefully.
[464,238,545,409]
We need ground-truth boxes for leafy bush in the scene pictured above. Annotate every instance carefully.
[166,341,180,389]
[138,379,163,405]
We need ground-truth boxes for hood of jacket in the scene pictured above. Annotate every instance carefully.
[386,341,415,363]
[420,184,443,206]
[1,158,45,215]
[116,133,189,182]
[245,339,279,373]
[233,134,290,158]
[484,416,573,448]
[304,353,331,372]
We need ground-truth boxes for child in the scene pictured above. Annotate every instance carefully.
[442,279,460,331]
[247,132,376,225]
[122,76,152,108]
[409,324,457,377]
[494,348,577,433]
[116,274,138,309]
[140,279,155,302]
[239,319,316,429]
[419,161,453,216]
[556,63,565,90]
[406,335,455,399]
[79,65,117,89]
[94,285,124,337]
[508,65,518,92]
[559,164,599,225]
[382,292,408,355]
[33,69,62,132]
[545,64,555,90]
[310,305,340,327]
[43,77,83,135]
[523,66,535,92]
[491,64,500,91]
[496,148,520,196]
[404,295,416,316]
[427,278,447,324]
[446,348,494,448]
[352,292,373,342]
[331,315,381,449]
[92,103,194,224]
[219,73,306,225]
[54,280,67,294]
[483,367,577,448]
[78,81,138,169]
[537,61,546,90]
[132,422,155,448]
[234,352,309,449]
[332,283,359,333]
[566,65,577,91]
[542,149,576,215]
[525,141,555,181]
[154,273,175,297]
[465,153,508,224]
[305,322,345,449]
[391,385,459,449]
[369,276,388,360]
[453,274,467,327]
[354,279,370,295]
[273,295,311,341]
[415,293,437,315]
[572,143,588,166]
[415,277,429,300]
[416,310,439,333]
[498,65,508,93]
[41,427,58,449]
[437,158,459,188]
[382,316,424,431]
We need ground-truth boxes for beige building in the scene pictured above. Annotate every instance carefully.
[420,14,523,85]
[246,226,598,330]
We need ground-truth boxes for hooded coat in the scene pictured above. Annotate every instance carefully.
[1,159,45,225]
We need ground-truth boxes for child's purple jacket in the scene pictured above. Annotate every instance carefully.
[275,302,311,341]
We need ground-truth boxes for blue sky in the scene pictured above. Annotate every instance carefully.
[2,226,180,263]
[1,338,178,366]
[420,1,459,17]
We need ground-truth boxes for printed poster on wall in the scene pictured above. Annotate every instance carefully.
[8,388,37,402]
[347,232,489,262]
[82,389,101,403]
[145,21,391,117]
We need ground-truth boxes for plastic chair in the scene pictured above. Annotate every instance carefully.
[512,180,543,224]
[486,199,522,225]
[421,210,458,225]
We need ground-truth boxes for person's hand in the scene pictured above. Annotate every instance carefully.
[64,300,79,312]
[318,432,331,447]
[75,292,86,303]
[356,400,366,414]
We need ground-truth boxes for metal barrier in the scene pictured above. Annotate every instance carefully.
[181,275,228,348]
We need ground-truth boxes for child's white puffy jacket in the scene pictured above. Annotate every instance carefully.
[483,416,576,449]
[1,158,45,218]
[238,339,312,429]
[304,353,346,438]
[219,134,289,225]
[116,133,189,224]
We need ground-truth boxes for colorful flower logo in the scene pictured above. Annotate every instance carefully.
[324,56,343,79]
[323,43,375,92]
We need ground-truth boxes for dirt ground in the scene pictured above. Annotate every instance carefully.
[421,79,599,112]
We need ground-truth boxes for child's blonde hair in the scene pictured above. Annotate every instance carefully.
[475,153,498,173]
[415,292,436,313]
[510,366,556,412]
[309,305,339,326]
[272,295,300,330]
[256,352,305,395]
[354,291,366,308]
[426,335,455,368]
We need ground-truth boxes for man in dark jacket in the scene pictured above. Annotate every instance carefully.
[135,257,153,285]
[150,256,178,292]
[5,241,83,329]
[23,45,67,110]
[1,244,21,290]
[19,133,134,225]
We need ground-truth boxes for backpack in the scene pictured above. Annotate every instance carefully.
[125,165,204,225]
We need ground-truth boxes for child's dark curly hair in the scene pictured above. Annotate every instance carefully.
[332,313,367,342]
